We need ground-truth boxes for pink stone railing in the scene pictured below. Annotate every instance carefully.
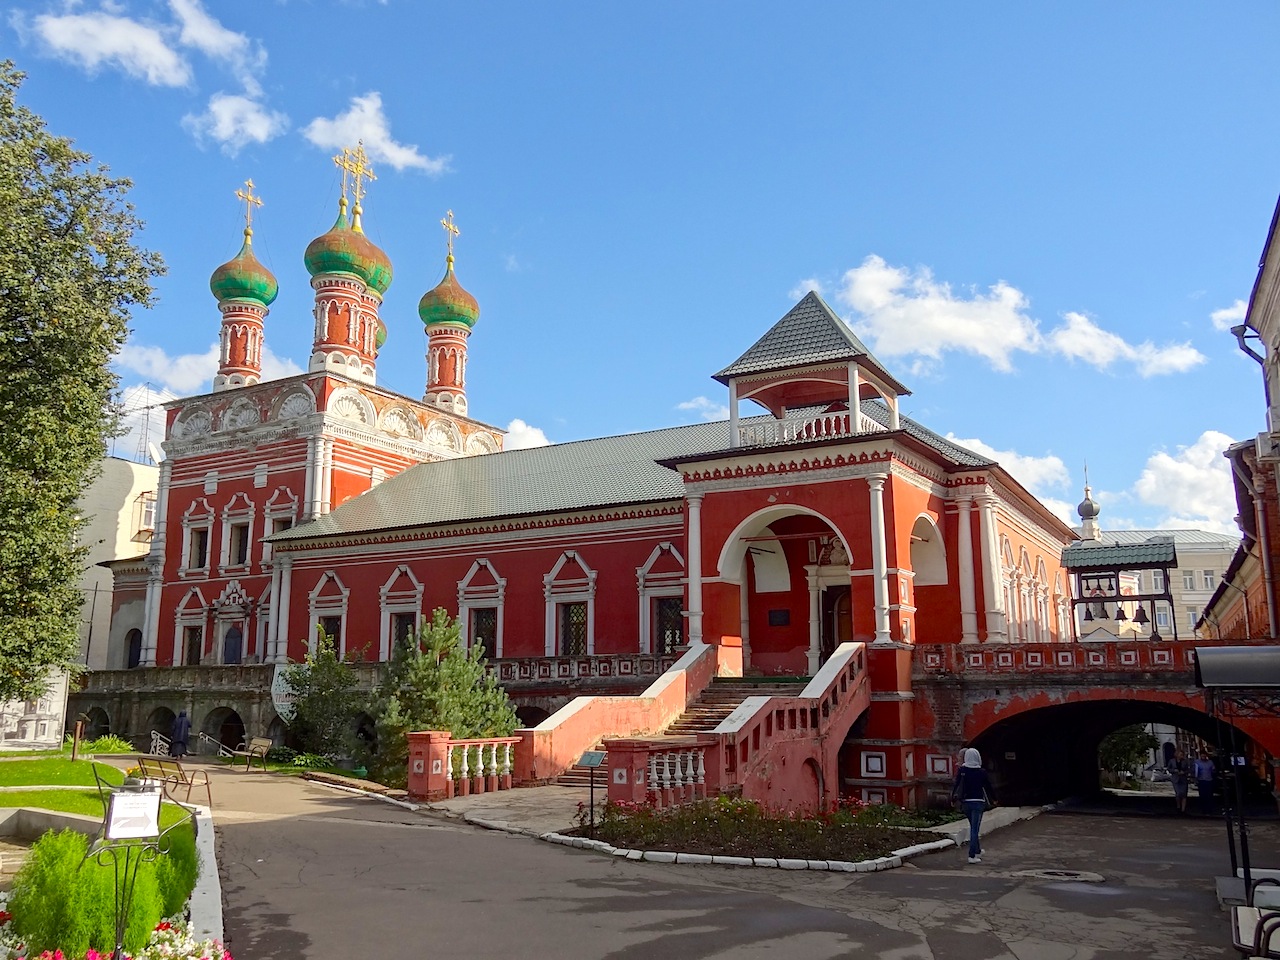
[911,638,1273,677]
[608,642,870,811]
[406,731,522,801]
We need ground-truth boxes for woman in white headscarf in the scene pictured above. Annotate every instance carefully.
[951,747,996,863]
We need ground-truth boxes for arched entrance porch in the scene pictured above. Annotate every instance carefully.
[710,506,855,676]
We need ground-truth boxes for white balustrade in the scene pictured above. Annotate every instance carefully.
[150,730,170,756]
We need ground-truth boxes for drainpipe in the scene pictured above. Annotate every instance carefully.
[1254,487,1280,639]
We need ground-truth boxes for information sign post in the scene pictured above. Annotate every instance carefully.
[578,750,607,836]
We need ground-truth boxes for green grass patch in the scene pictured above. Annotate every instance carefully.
[0,789,192,828]
[0,758,125,788]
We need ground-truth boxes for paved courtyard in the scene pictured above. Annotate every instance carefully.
[195,760,1280,960]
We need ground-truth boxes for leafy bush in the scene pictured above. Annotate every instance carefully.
[290,752,330,769]
[9,820,199,957]
[282,628,361,761]
[85,734,137,754]
[10,829,162,956]
[266,745,298,764]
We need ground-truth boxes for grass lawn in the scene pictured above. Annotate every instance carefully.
[0,789,191,828]
[0,759,125,788]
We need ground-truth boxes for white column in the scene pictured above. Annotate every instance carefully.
[303,434,318,520]
[274,557,293,662]
[267,561,283,662]
[738,559,751,665]
[141,563,162,666]
[687,493,704,645]
[728,379,740,448]
[806,566,822,673]
[319,436,334,515]
[867,475,892,643]
[956,497,979,643]
[888,395,900,431]
[849,364,862,434]
[977,494,1007,642]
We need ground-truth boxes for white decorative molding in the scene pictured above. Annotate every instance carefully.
[378,565,424,662]
[457,558,507,658]
[543,551,597,656]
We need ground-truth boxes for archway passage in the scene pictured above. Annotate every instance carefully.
[83,707,110,740]
[146,706,176,744]
[971,699,1271,807]
[204,706,246,753]
[515,705,551,728]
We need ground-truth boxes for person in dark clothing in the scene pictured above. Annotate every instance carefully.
[1193,751,1216,815]
[1168,748,1191,813]
[951,747,996,863]
[170,710,191,758]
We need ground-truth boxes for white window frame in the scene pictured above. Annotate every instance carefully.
[379,565,424,662]
[1153,569,1165,593]
[308,571,350,658]
[261,487,299,568]
[179,499,215,576]
[218,493,256,574]
[1183,571,1196,591]
[636,542,685,655]
[1202,570,1216,590]
[1156,606,1170,629]
[172,587,208,665]
[458,559,506,658]
[543,551,596,656]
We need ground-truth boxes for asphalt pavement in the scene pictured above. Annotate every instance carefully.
[190,760,1280,960]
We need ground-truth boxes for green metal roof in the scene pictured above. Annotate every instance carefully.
[1062,538,1178,570]
[273,403,994,544]
[713,292,910,395]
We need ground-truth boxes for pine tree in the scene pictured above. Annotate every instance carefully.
[281,627,361,760]
[367,608,518,786]
[0,61,163,699]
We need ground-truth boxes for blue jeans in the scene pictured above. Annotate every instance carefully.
[964,800,985,857]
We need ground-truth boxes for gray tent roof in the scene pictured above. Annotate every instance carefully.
[714,292,910,395]
[1195,646,1280,688]
[1062,538,1178,570]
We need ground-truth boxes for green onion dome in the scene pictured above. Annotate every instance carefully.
[418,256,479,329]
[374,316,387,356]
[210,231,278,307]
[303,201,393,296]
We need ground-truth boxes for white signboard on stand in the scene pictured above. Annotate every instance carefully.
[106,791,161,840]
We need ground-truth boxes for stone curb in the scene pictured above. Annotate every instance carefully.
[533,831,956,872]
[187,804,223,945]
[305,778,422,811]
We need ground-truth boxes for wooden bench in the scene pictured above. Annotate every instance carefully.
[136,755,212,808]
[230,736,272,772]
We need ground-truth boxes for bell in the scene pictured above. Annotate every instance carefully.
[1150,630,1162,642]
[1084,608,1095,622]
[1098,604,1110,619]
[1133,606,1150,626]
[1115,605,1128,622]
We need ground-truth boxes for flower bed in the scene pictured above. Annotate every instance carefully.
[573,797,930,861]
[0,905,231,960]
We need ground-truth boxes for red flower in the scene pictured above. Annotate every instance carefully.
[155,921,173,931]
[0,910,11,924]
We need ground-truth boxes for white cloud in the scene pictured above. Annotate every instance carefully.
[1211,299,1248,332]
[1048,311,1205,377]
[837,255,1041,372]
[302,93,449,174]
[168,0,264,95]
[504,419,551,449]
[678,396,729,421]
[789,277,824,301]
[944,434,1070,495]
[29,10,191,86]
[116,342,302,395]
[832,255,1206,377]
[1131,430,1239,534]
[183,93,288,154]
[504,254,523,273]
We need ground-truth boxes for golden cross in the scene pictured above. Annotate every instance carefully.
[234,179,263,233]
[349,140,376,208]
[440,209,459,258]
[332,147,354,200]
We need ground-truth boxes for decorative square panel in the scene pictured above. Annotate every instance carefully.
[924,652,943,668]
[967,653,985,668]
[1152,649,1172,666]
[598,660,612,676]
[861,752,886,778]
[1120,650,1138,666]
[928,754,951,775]
[557,662,572,678]
[1086,651,1105,666]
[862,788,887,804]
[537,662,552,679]
[996,652,1013,667]
[1026,651,1044,668]
[1056,651,1075,667]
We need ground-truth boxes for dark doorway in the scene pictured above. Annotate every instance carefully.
[126,629,143,669]
[820,586,852,664]
[223,626,243,665]
[204,707,246,752]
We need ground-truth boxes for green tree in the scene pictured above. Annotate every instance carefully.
[0,61,162,699]
[1098,724,1159,776]
[367,608,518,787]
[282,627,362,759]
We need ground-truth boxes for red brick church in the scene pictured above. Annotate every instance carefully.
[97,151,1081,807]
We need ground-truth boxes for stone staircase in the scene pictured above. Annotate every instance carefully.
[663,677,811,735]
[553,744,608,788]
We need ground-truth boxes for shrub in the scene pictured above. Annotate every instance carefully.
[282,628,361,761]
[9,824,196,956]
[266,745,298,764]
[290,752,330,769]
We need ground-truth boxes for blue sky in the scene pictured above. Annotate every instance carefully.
[9,2,1278,534]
